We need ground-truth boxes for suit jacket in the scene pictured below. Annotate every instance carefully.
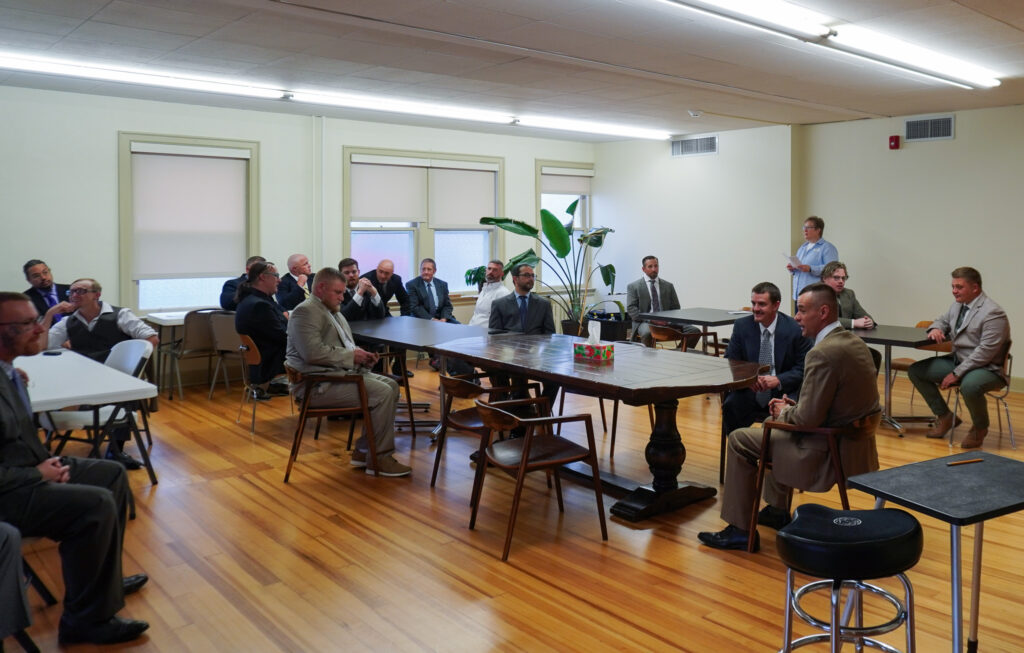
[489,292,556,335]
[23,284,70,318]
[360,270,410,316]
[0,370,50,498]
[771,327,881,492]
[626,277,680,323]
[725,312,811,399]
[341,287,386,322]
[836,288,872,329]
[235,289,288,383]
[406,276,457,322]
[285,296,358,375]
[929,292,1010,379]
[276,272,314,311]
[220,275,245,311]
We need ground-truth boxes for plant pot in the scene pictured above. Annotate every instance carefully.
[562,317,631,341]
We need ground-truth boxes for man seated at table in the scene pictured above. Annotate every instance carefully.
[0,291,150,645]
[908,266,1010,449]
[276,253,314,311]
[626,255,699,348]
[0,521,30,645]
[820,261,874,329]
[361,260,412,377]
[489,263,560,407]
[468,259,511,327]
[234,261,289,399]
[722,282,811,436]
[406,258,474,374]
[286,268,410,477]
[698,283,880,551]
[339,258,386,323]
[220,255,265,311]
[23,259,70,324]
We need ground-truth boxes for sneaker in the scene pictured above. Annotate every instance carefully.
[368,455,411,477]
[350,450,367,467]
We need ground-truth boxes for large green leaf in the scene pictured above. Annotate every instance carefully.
[464,265,485,287]
[579,226,614,248]
[506,249,541,270]
[540,209,571,258]
[598,263,616,291]
[480,216,538,238]
[566,198,579,218]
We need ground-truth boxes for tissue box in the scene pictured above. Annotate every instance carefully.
[574,342,614,363]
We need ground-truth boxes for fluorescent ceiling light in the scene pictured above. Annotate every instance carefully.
[654,0,831,38]
[290,91,513,124]
[0,52,285,99]
[516,115,671,140]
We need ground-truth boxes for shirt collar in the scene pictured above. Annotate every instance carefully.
[815,320,842,345]
[760,314,779,336]
[961,293,983,311]
[0,359,14,378]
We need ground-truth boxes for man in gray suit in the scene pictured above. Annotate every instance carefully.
[699,283,881,551]
[0,521,30,644]
[909,267,1010,449]
[821,261,874,329]
[625,255,699,347]
[286,268,409,477]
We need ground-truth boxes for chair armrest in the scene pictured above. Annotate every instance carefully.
[762,420,844,437]
[299,372,365,385]
[519,412,593,428]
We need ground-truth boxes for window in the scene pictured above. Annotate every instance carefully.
[434,231,490,292]
[537,163,594,287]
[119,134,259,311]
[350,225,416,282]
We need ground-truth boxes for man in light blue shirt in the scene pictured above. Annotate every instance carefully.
[787,216,838,300]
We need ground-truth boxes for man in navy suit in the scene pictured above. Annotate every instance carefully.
[406,258,458,323]
[275,253,314,311]
[722,281,811,435]
[360,260,412,377]
[220,255,265,311]
[22,259,70,323]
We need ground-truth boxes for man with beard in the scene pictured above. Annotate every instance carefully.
[22,259,70,323]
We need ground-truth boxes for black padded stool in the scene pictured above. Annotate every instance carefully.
[776,504,923,653]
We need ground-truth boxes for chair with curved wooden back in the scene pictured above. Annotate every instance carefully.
[648,324,690,351]
[283,363,378,481]
[470,397,607,561]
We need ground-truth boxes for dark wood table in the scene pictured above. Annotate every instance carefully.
[849,452,1024,653]
[638,307,746,353]
[426,333,762,522]
[851,324,931,431]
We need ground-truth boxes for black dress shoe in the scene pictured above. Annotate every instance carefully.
[58,616,150,645]
[757,505,792,530]
[266,384,290,396]
[123,573,149,595]
[697,525,759,552]
[105,448,143,470]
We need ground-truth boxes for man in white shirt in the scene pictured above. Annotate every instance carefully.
[468,260,511,327]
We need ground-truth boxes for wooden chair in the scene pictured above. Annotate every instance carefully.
[648,324,690,351]
[951,342,1015,448]
[746,411,883,553]
[470,397,607,561]
[889,320,951,407]
[283,363,378,481]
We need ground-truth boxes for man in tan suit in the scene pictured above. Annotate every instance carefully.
[286,267,409,477]
[909,267,1009,448]
[699,283,880,551]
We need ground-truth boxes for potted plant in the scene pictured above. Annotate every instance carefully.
[465,199,628,339]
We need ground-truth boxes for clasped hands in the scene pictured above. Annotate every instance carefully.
[353,348,379,367]
[768,395,796,419]
[37,457,70,483]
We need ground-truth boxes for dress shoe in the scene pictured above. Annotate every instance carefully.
[403,370,414,378]
[349,450,367,468]
[368,455,411,477]
[697,525,759,552]
[252,387,272,402]
[266,383,290,396]
[58,616,150,645]
[960,427,988,449]
[123,573,149,595]
[105,448,143,470]
[757,505,792,530]
[925,412,962,438]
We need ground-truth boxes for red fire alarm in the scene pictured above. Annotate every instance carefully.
[889,135,901,150]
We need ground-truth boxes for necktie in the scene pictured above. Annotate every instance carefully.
[330,313,357,351]
[518,295,528,332]
[426,282,437,314]
[650,280,661,312]
[9,370,33,416]
[955,304,968,332]
[756,328,773,407]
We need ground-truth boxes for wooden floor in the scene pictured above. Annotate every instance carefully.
[12,364,1024,652]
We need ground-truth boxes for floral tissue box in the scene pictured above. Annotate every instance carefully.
[573,342,614,363]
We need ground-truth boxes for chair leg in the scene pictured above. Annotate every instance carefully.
[553,468,565,512]
[397,355,416,442]
[209,356,222,400]
[284,409,310,483]
[347,416,356,449]
[610,400,619,458]
[22,559,57,606]
[597,398,607,432]
[501,449,533,561]
[250,391,257,435]
[583,420,608,542]
[13,629,41,653]
[556,391,566,435]
[174,357,184,400]
[468,438,490,527]
[314,416,323,440]
[430,429,446,488]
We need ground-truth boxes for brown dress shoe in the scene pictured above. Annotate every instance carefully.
[960,427,988,449]
[925,413,963,438]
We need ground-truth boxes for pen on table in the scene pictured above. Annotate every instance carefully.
[947,458,983,467]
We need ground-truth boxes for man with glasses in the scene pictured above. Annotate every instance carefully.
[787,216,838,300]
[235,262,289,399]
[820,261,874,329]
[22,259,70,323]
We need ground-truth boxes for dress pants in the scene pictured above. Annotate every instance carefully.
[0,457,128,626]
[304,371,399,459]
[0,522,30,639]
[721,389,770,436]
[636,322,701,348]
[719,427,792,528]
[907,354,1005,429]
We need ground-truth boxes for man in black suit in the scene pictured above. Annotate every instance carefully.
[0,291,149,645]
[234,262,289,398]
[275,253,314,311]
[22,259,70,324]
[361,259,412,376]
[220,255,265,311]
[406,258,458,323]
[339,258,386,323]
[722,281,811,435]
[489,263,559,405]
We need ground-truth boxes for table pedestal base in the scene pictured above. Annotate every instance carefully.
[610,483,717,522]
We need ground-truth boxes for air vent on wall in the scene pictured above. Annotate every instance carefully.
[904,115,954,142]
[671,134,718,157]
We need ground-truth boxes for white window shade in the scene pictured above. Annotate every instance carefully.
[131,153,246,279]
[540,167,593,195]
[350,163,427,220]
[428,168,496,228]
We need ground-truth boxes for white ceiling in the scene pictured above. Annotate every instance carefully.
[1,0,1023,140]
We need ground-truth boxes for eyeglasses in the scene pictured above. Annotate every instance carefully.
[830,275,849,281]
[261,271,280,278]
[0,318,39,330]
[516,273,536,279]
[66,288,96,297]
